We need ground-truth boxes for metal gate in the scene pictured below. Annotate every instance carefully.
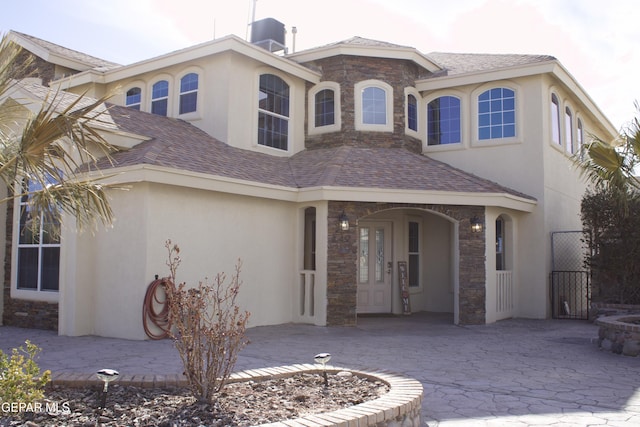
[550,231,590,320]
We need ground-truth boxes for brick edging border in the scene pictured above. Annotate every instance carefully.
[49,364,424,427]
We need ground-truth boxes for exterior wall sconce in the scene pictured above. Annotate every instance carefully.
[470,216,483,233]
[339,212,350,231]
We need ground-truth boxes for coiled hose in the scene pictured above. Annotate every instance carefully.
[142,277,173,340]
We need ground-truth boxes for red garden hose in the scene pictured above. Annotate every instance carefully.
[142,277,173,340]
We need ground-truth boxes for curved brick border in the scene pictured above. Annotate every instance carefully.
[50,364,424,427]
[595,314,640,356]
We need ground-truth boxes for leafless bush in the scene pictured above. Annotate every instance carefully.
[163,240,250,403]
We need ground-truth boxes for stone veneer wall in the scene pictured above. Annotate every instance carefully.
[2,189,59,330]
[303,55,426,153]
[327,201,486,326]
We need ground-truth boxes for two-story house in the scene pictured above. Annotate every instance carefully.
[1,24,616,339]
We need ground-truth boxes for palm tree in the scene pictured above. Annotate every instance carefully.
[0,33,118,234]
[577,103,640,194]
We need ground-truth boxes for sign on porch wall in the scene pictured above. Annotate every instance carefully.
[398,261,411,315]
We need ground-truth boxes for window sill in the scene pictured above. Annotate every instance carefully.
[11,287,59,303]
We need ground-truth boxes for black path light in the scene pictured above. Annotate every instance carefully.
[96,369,119,417]
[314,352,331,388]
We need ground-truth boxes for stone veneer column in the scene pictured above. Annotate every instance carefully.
[326,201,486,326]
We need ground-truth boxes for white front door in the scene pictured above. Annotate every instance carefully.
[357,222,392,313]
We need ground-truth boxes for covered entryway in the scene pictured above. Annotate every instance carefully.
[354,208,459,320]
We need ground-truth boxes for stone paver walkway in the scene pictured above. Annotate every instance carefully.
[1,313,639,426]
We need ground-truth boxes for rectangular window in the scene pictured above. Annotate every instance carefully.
[407,94,418,132]
[258,74,289,150]
[408,221,419,287]
[17,181,61,292]
[551,94,561,145]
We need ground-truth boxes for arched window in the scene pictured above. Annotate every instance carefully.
[551,93,561,145]
[315,89,335,127]
[179,73,198,114]
[577,119,584,157]
[428,96,461,145]
[258,74,289,150]
[565,106,574,153]
[125,87,141,110]
[478,88,515,140]
[362,86,387,125]
[151,80,169,116]
[407,94,418,132]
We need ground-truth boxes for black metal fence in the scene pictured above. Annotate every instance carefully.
[550,231,590,320]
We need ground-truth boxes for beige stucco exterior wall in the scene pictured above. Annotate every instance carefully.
[60,181,303,339]
[422,74,606,320]
[66,50,309,157]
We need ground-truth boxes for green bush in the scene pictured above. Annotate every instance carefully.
[0,340,51,413]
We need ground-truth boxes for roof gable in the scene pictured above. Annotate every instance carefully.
[8,31,120,72]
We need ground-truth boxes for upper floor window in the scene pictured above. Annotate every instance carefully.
[315,89,335,127]
[309,82,341,135]
[551,93,561,145]
[151,80,169,116]
[428,96,461,145]
[17,178,60,292]
[407,94,418,132]
[362,87,387,125]
[478,88,515,140]
[258,73,289,151]
[125,87,141,110]
[179,73,198,115]
[577,119,584,156]
[565,106,574,153]
[355,80,393,132]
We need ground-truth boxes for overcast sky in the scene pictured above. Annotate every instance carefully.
[2,0,638,132]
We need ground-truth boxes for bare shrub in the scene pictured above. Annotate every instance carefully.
[163,240,250,403]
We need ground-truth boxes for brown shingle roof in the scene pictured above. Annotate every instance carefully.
[426,52,556,76]
[100,105,535,200]
[10,31,121,70]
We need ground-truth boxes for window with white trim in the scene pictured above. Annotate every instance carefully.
[478,88,515,140]
[577,118,584,157]
[258,73,289,150]
[428,96,461,145]
[16,179,60,292]
[125,87,141,110]
[315,89,335,127]
[407,94,418,132]
[355,80,393,132]
[363,87,386,125]
[308,82,341,135]
[179,73,198,115]
[565,106,574,153]
[551,93,561,145]
[151,80,169,116]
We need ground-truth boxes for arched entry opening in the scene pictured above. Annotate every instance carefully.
[356,208,458,321]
